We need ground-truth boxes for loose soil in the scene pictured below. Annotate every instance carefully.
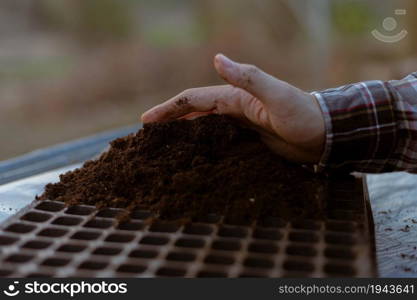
[38,115,326,223]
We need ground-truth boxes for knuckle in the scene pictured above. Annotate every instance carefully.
[237,64,260,89]
[245,64,259,75]
[174,91,194,110]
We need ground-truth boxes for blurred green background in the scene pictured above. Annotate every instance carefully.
[1,0,416,160]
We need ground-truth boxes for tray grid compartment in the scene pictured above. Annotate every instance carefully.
[0,176,376,277]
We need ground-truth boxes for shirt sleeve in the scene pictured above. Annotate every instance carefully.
[312,72,417,173]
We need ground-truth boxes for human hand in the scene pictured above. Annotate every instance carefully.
[141,54,325,163]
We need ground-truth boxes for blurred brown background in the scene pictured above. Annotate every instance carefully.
[1,0,417,160]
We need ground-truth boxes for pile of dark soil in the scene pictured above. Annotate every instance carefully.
[38,115,326,223]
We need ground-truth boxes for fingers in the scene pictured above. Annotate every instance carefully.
[213,54,298,108]
[141,85,249,123]
[178,111,213,120]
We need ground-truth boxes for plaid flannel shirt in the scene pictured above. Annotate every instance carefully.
[312,71,417,173]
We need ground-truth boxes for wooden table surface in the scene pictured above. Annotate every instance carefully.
[367,172,417,277]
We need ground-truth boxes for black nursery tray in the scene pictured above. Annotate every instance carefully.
[0,176,376,277]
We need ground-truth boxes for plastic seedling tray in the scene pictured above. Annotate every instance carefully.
[0,175,376,277]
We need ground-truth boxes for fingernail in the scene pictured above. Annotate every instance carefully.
[140,113,148,123]
[141,111,153,123]
[216,53,235,69]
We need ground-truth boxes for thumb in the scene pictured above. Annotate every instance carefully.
[214,53,293,105]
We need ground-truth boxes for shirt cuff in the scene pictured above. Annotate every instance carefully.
[311,80,398,173]
[311,92,333,173]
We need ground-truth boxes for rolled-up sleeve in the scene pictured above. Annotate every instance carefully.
[312,72,417,173]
